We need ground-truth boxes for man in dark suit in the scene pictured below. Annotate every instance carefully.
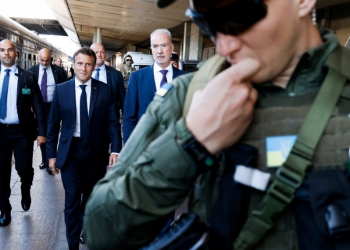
[46,48,121,250]
[0,39,46,226]
[123,29,186,143]
[90,43,125,113]
[28,48,67,174]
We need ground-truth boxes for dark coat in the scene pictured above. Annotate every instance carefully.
[46,78,121,169]
[123,65,186,143]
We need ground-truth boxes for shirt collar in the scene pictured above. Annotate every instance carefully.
[39,64,51,71]
[154,62,173,73]
[256,28,339,97]
[75,77,92,88]
[96,64,106,71]
[1,64,17,75]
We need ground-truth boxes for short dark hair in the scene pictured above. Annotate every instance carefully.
[73,47,96,65]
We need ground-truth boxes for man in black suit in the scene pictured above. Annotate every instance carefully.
[90,43,125,113]
[0,39,46,226]
[28,48,67,174]
[46,48,121,250]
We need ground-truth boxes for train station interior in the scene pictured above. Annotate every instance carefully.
[2,0,350,65]
[1,0,350,250]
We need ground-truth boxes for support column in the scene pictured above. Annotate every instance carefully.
[182,22,203,60]
[93,27,102,44]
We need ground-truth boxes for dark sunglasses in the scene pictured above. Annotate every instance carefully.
[125,59,132,62]
[185,0,267,37]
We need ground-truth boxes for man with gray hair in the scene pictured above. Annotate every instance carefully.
[123,28,186,143]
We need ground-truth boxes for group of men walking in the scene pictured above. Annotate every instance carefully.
[0,27,185,250]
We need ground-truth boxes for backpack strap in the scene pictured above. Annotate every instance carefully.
[182,54,229,117]
[234,46,349,250]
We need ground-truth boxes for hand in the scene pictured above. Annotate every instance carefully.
[36,136,46,146]
[108,154,119,168]
[48,158,60,174]
[186,58,260,154]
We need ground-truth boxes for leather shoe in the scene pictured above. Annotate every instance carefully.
[46,167,53,175]
[21,188,31,211]
[0,212,11,226]
[39,162,46,169]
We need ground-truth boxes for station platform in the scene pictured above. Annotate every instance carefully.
[0,144,88,250]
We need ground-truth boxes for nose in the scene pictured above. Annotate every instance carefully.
[215,32,242,57]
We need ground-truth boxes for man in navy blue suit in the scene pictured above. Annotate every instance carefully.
[46,48,121,250]
[123,28,186,143]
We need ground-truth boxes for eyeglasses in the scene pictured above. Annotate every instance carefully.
[125,59,132,62]
[186,0,267,38]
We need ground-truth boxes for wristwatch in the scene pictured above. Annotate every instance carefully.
[175,117,216,171]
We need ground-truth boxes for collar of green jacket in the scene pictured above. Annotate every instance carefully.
[256,28,339,97]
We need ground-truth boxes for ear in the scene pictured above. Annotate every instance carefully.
[298,0,316,18]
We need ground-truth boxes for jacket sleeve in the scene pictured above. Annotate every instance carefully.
[116,70,125,112]
[122,72,138,144]
[29,72,46,136]
[46,85,61,159]
[84,74,198,250]
[107,85,122,153]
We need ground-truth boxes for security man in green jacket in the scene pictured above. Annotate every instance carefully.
[84,0,350,249]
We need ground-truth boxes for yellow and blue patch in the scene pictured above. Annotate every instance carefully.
[266,135,297,167]
[156,83,173,97]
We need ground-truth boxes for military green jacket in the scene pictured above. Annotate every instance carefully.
[84,29,342,250]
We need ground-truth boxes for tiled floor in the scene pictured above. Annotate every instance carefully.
[0,144,89,250]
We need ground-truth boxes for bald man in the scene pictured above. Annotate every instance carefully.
[28,48,67,174]
[0,40,46,226]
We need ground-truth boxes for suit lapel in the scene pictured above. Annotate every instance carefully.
[67,79,76,118]
[172,67,182,79]
[34,65,39,81]
[106,66,111,85]
[17,67,24,99]
[149,65,156,94]
[89,79,98,120]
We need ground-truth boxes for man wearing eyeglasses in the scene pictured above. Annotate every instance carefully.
[84,0,350,249]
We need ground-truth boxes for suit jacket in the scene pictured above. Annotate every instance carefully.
[105,65,125,112]
[8,67,47,141]
[46,78,121,169]
[27,63,67,85]
[123,65,186,143]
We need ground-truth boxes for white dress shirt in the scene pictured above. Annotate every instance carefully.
[0,64,19,124]
[73,77,91,137]
[38,64,56,102]
[153,63,173,91]
[92,64,107,84]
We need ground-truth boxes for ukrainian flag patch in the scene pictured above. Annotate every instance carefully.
[156,83,173,97]
[266,135,297,167]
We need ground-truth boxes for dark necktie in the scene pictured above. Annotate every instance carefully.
[160,70,168,87]
[0,69,11,119]
[41,68,47,102]
[79,85,89,141]
[94,68,100,81]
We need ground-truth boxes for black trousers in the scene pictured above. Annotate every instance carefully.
[40,102,51,164]
[0,124,34,214]
[61,138,107,249]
